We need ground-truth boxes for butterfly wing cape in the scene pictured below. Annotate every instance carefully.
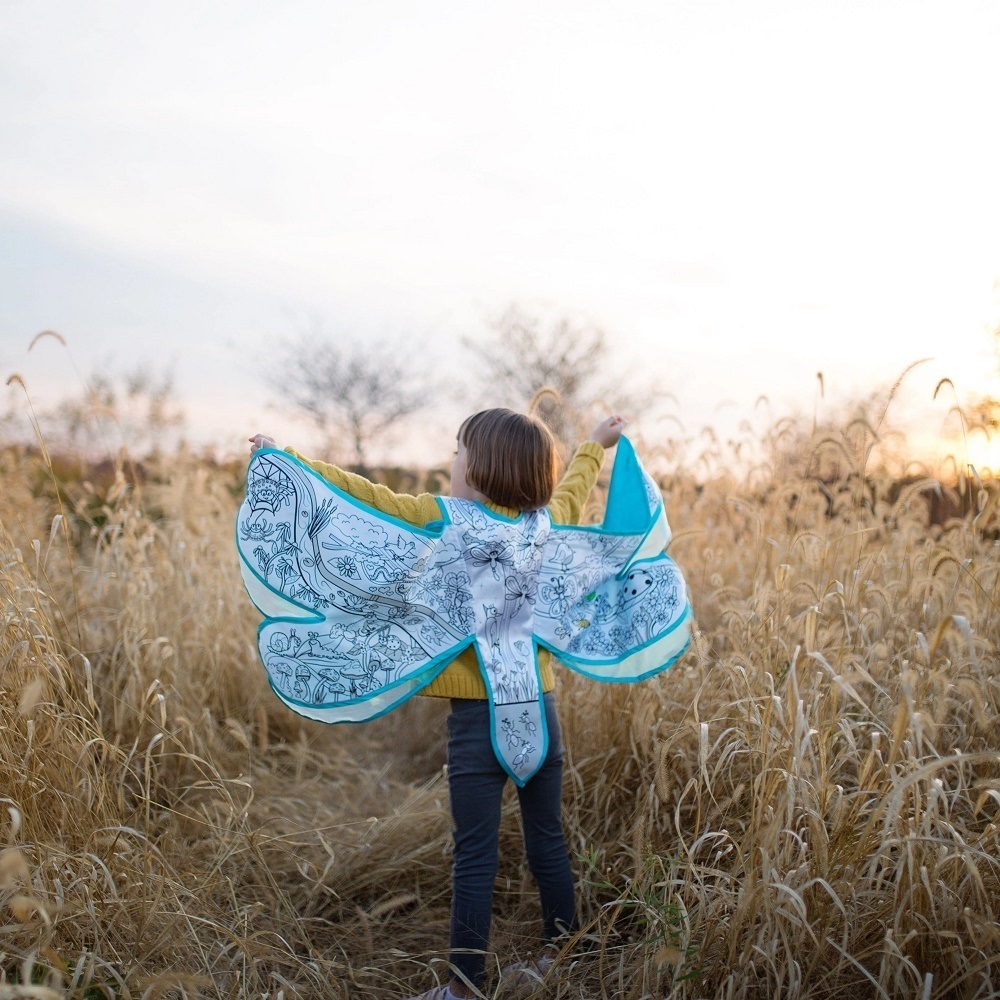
[236,438,692,785]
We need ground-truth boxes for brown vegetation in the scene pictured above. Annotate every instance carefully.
[0,418,998,998]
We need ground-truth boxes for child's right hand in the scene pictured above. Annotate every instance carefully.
[249,433,277,454]
[590,415,626,449]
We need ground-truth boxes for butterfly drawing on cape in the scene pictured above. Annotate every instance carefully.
[236,437,692,786]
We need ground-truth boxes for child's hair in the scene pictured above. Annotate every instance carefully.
[458,408,557,510]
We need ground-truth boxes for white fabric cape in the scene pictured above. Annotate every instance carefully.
[236,437,692,785]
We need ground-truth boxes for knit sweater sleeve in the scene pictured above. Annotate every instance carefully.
[547,440,605,525]
[283,448,442,528]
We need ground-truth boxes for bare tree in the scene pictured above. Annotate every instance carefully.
[270,331,436,469]
[464,304,648,441]
[3,335,185,457]
[48,366,185,456]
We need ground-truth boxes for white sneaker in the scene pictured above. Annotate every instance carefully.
[500,952,555,988]
[402,986,459,1000]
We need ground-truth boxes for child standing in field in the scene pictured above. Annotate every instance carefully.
[249,408,625,999]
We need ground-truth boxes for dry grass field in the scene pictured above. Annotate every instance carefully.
[0,416,998,999]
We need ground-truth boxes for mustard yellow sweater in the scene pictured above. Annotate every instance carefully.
[286,440,606,699]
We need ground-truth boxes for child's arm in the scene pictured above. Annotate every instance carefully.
[547,415,626,526]
[248,434,440,527]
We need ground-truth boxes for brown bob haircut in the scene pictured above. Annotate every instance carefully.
[458,408,557,511]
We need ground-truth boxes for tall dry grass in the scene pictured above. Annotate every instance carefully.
[0,413,998,999]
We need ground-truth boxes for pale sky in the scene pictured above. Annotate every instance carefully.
[2,1,999,468]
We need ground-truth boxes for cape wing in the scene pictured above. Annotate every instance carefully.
[236,449,473,722]
[534,437,692,679]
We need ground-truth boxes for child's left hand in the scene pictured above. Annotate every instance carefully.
[590,415,626,449]
[249,433,277,454]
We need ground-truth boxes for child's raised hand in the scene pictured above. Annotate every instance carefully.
[590,415,626,449]
[249,433,277,454]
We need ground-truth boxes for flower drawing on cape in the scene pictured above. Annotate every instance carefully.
[504,571,536,610]
[469,538,514,580]
[632,605,652,632]
[448,604,476,632]
[582,627,616,656]
[252,523,296,580]
[407,566,442,605]
[334,555,359,579]
[273,552,298,587]
[491,664,518,704]
[341,592,373,614]
[292,584,332,610]
[592,592,614,623]
[609,623,634,650]
[538,574,577,617]
[442,571,472,611]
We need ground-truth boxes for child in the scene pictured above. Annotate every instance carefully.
[249,409,625,999]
